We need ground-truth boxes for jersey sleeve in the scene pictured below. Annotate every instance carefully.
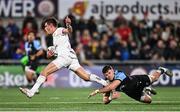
[34,40,42,50]
[24,42,30,55]
[114,71,127,81]
[56,27,65,35]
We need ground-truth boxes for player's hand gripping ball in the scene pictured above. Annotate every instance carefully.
[47,46,57,57]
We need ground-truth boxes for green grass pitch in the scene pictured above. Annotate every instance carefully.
[0,87,180,111]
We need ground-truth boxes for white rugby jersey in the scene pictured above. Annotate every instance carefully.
[52,27,76,58]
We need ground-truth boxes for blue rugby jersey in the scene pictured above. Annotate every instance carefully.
[25,40,42,56]
[113,70,127,91]
[114,70,127,81]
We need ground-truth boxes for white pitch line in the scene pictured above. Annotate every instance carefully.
[0,110,179,112]
[0,101,180,104]
[0,110,178,112]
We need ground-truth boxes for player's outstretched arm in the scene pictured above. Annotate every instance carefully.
[62,16,73,34]
[88,80,121,98]
[30,49,44,60]
[103,91,120,104]
[35,49,44,58]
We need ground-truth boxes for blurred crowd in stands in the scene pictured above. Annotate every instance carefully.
[0,10,180,63]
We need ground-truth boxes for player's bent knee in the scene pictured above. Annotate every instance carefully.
[112,92,120,99]
[41,70,47,77]
[83,78,90,82]
[143,99,152,104]
[140,95,152,104]
[41,69,51,78]
[148,75,157,83]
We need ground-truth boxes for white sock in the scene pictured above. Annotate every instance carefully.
[30,75,46,95]
[90,74,108,86]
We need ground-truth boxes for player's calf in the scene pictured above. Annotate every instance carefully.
[74,67,108,86]
[148,67,173,83]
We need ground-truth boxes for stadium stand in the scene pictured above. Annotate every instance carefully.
[0,11,180,62]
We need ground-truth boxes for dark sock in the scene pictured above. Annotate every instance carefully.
[158,68,164,74]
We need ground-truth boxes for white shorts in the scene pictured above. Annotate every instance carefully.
[51,55,81,71]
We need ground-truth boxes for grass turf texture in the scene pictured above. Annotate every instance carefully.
[0,87,180,111]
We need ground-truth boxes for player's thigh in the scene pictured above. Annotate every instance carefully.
[112,91,120,99]
[122,79,143,101]
[125,91,143,102]
[52,56,72,69]
[43,56,72,76]
[132,75,151,88]
[69,59,89,80]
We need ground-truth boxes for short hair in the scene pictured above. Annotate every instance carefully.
[41,17,58,30]
[102,65,113,73]
[27,31,35,36]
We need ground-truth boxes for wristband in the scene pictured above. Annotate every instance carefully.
[95,89,100,94]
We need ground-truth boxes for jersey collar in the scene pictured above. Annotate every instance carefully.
[52,28,58,37]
